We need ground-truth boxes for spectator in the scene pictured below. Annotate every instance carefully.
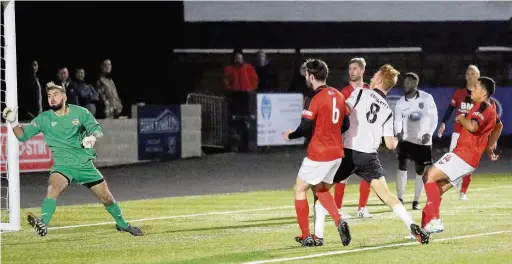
[69,68,100,116]
[22,60,45,120]
[223,50,258,92]
[96,59,123,119]
[255,50,278,91]
[57,67,79,105]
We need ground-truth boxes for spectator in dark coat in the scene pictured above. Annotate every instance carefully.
[69,68,100,116]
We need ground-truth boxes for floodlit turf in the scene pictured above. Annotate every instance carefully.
[2,173,512,264]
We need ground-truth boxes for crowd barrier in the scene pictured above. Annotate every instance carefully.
[186,93,227,149]
[1,104,201,173]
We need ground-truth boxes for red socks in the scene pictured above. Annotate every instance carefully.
[422,197,443,228]
[316,189,342,225]
[358,179,371,211]
[294,199,310,237]
[424,182,441,219]
[334,183,346,209]
[461,174,472,194]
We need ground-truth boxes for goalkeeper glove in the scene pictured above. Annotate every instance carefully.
[82,135,97,149]
[2,106,19,127]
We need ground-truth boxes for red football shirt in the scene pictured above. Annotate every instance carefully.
[302,86,346,161]
[453,101,497,168]
[450,88,501,133]
[450,88,473,133]
[340,82,370,99]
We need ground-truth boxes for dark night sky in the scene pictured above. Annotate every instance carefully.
[15,1,184,110]
[12,1,510,113]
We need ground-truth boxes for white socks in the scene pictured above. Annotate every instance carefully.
[392,203,414,229]
[314,202,327,239]
[396,170,408,199]
[414,174,424,202]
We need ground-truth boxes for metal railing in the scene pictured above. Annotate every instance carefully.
[186,93,228,149]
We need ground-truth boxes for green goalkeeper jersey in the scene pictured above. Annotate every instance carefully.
[16,104,103,168]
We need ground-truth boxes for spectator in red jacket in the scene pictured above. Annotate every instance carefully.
[223,50,258,92]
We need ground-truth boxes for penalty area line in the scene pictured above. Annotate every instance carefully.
[242,230,512,264]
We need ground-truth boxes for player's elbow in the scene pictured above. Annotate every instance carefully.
[467,126,478,133]
[384,136,398,150]
[496,121,504,132]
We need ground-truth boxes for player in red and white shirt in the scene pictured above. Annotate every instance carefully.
[334,57,374,219]
[283,59,351,247]
[423,77,502,234]
[437,65,503,200]
[314,64,430,245]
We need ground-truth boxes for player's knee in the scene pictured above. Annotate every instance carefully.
[293,183,307,196]
[96,189,115,205]
[46,184,63,199]
[424,167,443,183]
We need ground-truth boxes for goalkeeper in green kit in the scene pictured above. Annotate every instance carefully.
[2,82,143,236]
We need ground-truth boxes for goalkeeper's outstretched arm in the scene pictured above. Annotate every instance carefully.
[13,116,43,142]
[2,106,42,142]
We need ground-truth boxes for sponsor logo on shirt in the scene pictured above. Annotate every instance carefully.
[72,119,80,125]
[460,102,474,112]
[51,122,57,127]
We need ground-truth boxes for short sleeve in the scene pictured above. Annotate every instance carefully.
[491,101,501,124]
[346,88,362,108]
[302,95,319,120]
[383,112,394,137]
[82,108,103,137]
[450,90,458,107]
[428,95,437,111]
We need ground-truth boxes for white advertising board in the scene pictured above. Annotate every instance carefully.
[257,93,305,146]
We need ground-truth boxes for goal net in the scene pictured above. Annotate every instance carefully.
[1,0,20,232]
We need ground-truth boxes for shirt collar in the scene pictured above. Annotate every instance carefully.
[313,85,329,95]
[374,88,387,99]
[404,90,420,101]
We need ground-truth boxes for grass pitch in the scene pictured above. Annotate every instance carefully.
[2,173,512,264]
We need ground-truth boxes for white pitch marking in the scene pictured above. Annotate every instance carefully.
[242,230,512,264]
[45,184,511,231]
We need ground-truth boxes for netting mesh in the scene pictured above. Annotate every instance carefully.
[1,0,11,224]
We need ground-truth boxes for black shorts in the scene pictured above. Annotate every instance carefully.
[398,141,433,167]
[333,148,385,183]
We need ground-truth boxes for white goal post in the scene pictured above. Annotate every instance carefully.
[1,0,20,232]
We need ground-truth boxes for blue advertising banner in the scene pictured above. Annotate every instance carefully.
[387,87,509,135]
[137,105,181,160]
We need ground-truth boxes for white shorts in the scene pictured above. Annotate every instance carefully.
[449,133,460,152]
[298,157,342,185]
[434,152,475,186]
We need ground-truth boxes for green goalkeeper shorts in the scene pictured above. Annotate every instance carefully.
[51,164,104,186]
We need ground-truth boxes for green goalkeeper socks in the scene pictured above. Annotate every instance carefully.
[41,198,57,225]
[106,203,129,229]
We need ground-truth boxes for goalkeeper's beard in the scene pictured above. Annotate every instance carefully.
[50,103,64,111]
